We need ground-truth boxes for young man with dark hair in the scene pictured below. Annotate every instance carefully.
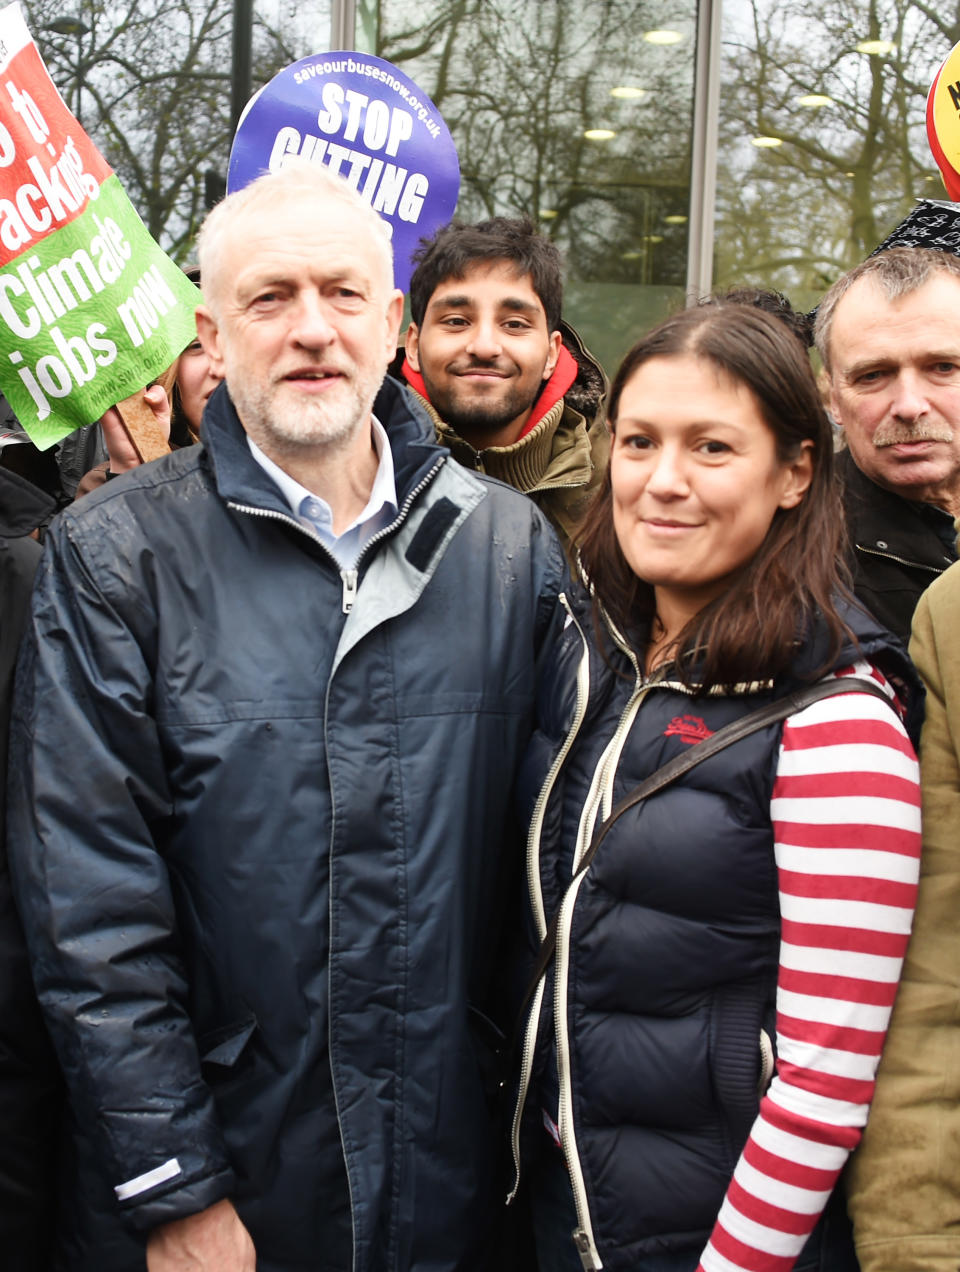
[399,216,608,554]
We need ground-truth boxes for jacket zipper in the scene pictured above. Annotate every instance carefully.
[324,456,445,1270]
[570,678,644,866]
[340,569,358,613]
[526,477,590,495]
[855,542,946,575]
[349,458,445,572]
[507,593,591,1204]
[226,502,361,612]
[527,594,592,938]
[758,1029,775,1097]
[231,456,446,1271]
[227,457,445,615]
[551,680,649,1271]
[572,1229,603,1271]
[507,618,726,1238]
[522,627,701,1266]
[507,619,644,1246]
[520,608,783,1263]
[554,662,784,1266]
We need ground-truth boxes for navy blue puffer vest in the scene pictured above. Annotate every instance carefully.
[513,588,920,1270]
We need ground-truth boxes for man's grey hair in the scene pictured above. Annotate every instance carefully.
[815,246,960,371]
[195,161,395,315]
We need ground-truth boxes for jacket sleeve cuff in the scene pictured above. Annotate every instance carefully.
[117,1156,236,1232]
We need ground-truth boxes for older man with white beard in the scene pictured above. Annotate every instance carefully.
[8,163,566,1272]
[813,246,960,642]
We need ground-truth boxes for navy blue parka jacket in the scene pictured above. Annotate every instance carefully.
[7,377,567,1271]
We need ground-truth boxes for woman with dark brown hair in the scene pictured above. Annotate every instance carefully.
[509,303,922,1272]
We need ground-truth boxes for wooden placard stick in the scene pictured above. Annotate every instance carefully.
[115,388,171,464]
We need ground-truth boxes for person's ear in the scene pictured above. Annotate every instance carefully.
[404,321,421,372]
[195,307,225,379]
[384,290,404,360]
[542,329,563,382]
[827,376,843,430]
[778,439,815,509]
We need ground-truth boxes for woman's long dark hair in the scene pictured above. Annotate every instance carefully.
[576,302,852,689]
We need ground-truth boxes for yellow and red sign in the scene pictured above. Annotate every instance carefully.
[928,41,960,200]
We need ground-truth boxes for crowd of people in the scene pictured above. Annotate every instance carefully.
[1,159,958,1272]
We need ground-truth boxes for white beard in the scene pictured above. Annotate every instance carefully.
[229,357,387,454]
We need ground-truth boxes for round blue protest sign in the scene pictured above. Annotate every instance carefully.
[228,52,460,293]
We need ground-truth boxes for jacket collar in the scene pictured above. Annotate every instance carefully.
[399,343,579,440]
[199,374,447,515]
[570,575,924,747]
[838,447,958,566]
[397,355,593,494]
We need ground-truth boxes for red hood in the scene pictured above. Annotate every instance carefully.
[400,343,578,441]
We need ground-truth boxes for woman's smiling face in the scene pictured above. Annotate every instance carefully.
[610,352,812,630]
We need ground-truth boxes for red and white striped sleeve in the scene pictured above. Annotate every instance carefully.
[698,662,921,1272]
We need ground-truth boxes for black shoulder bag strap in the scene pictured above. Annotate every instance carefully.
[514,674,894,1037]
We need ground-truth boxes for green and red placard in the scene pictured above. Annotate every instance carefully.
[0,2,199,449]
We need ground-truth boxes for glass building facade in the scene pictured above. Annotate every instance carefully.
[318,0,952,372]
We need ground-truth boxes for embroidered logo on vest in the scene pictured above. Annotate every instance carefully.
[664,714,714,744]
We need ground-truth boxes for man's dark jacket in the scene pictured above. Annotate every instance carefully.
[0,467,60,1270]
[839,448,957,643]
[7,378,567,1271]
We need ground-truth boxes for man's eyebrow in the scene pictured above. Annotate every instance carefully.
[426,292,540,315]
[237,274,288,299]
[427,292,471,310]
[843,350,960,379]
[841,355,895,379]
[497,297,541,314]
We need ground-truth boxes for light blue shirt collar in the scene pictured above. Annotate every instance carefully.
[246,417,398,569]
